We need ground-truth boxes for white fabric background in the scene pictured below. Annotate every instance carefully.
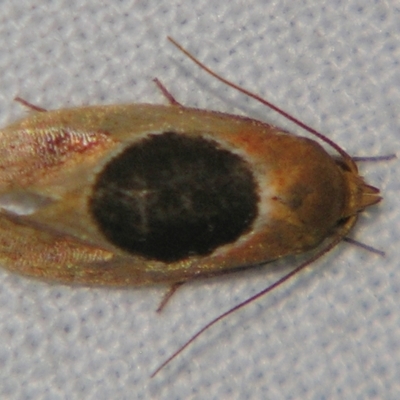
[0,1,399,399]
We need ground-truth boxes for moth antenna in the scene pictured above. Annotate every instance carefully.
[151,216,358,378]
[167,36,356,171]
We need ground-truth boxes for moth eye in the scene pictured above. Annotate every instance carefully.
[89,131,260,262]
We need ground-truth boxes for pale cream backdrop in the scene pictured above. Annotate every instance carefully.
[0,1,398,399]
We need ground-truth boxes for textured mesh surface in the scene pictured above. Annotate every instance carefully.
[0,1,399,399]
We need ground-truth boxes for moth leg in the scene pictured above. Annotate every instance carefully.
[14,96,47,112]
[153,78,182,106]
[156,282,185,312]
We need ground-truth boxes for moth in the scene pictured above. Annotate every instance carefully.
[0,38,391,374]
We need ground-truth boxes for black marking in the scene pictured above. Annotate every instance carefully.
[90,132,259,262]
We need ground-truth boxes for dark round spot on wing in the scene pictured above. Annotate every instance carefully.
[89,132,259,263]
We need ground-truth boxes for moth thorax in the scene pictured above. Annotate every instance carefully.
[89,131,260,262]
